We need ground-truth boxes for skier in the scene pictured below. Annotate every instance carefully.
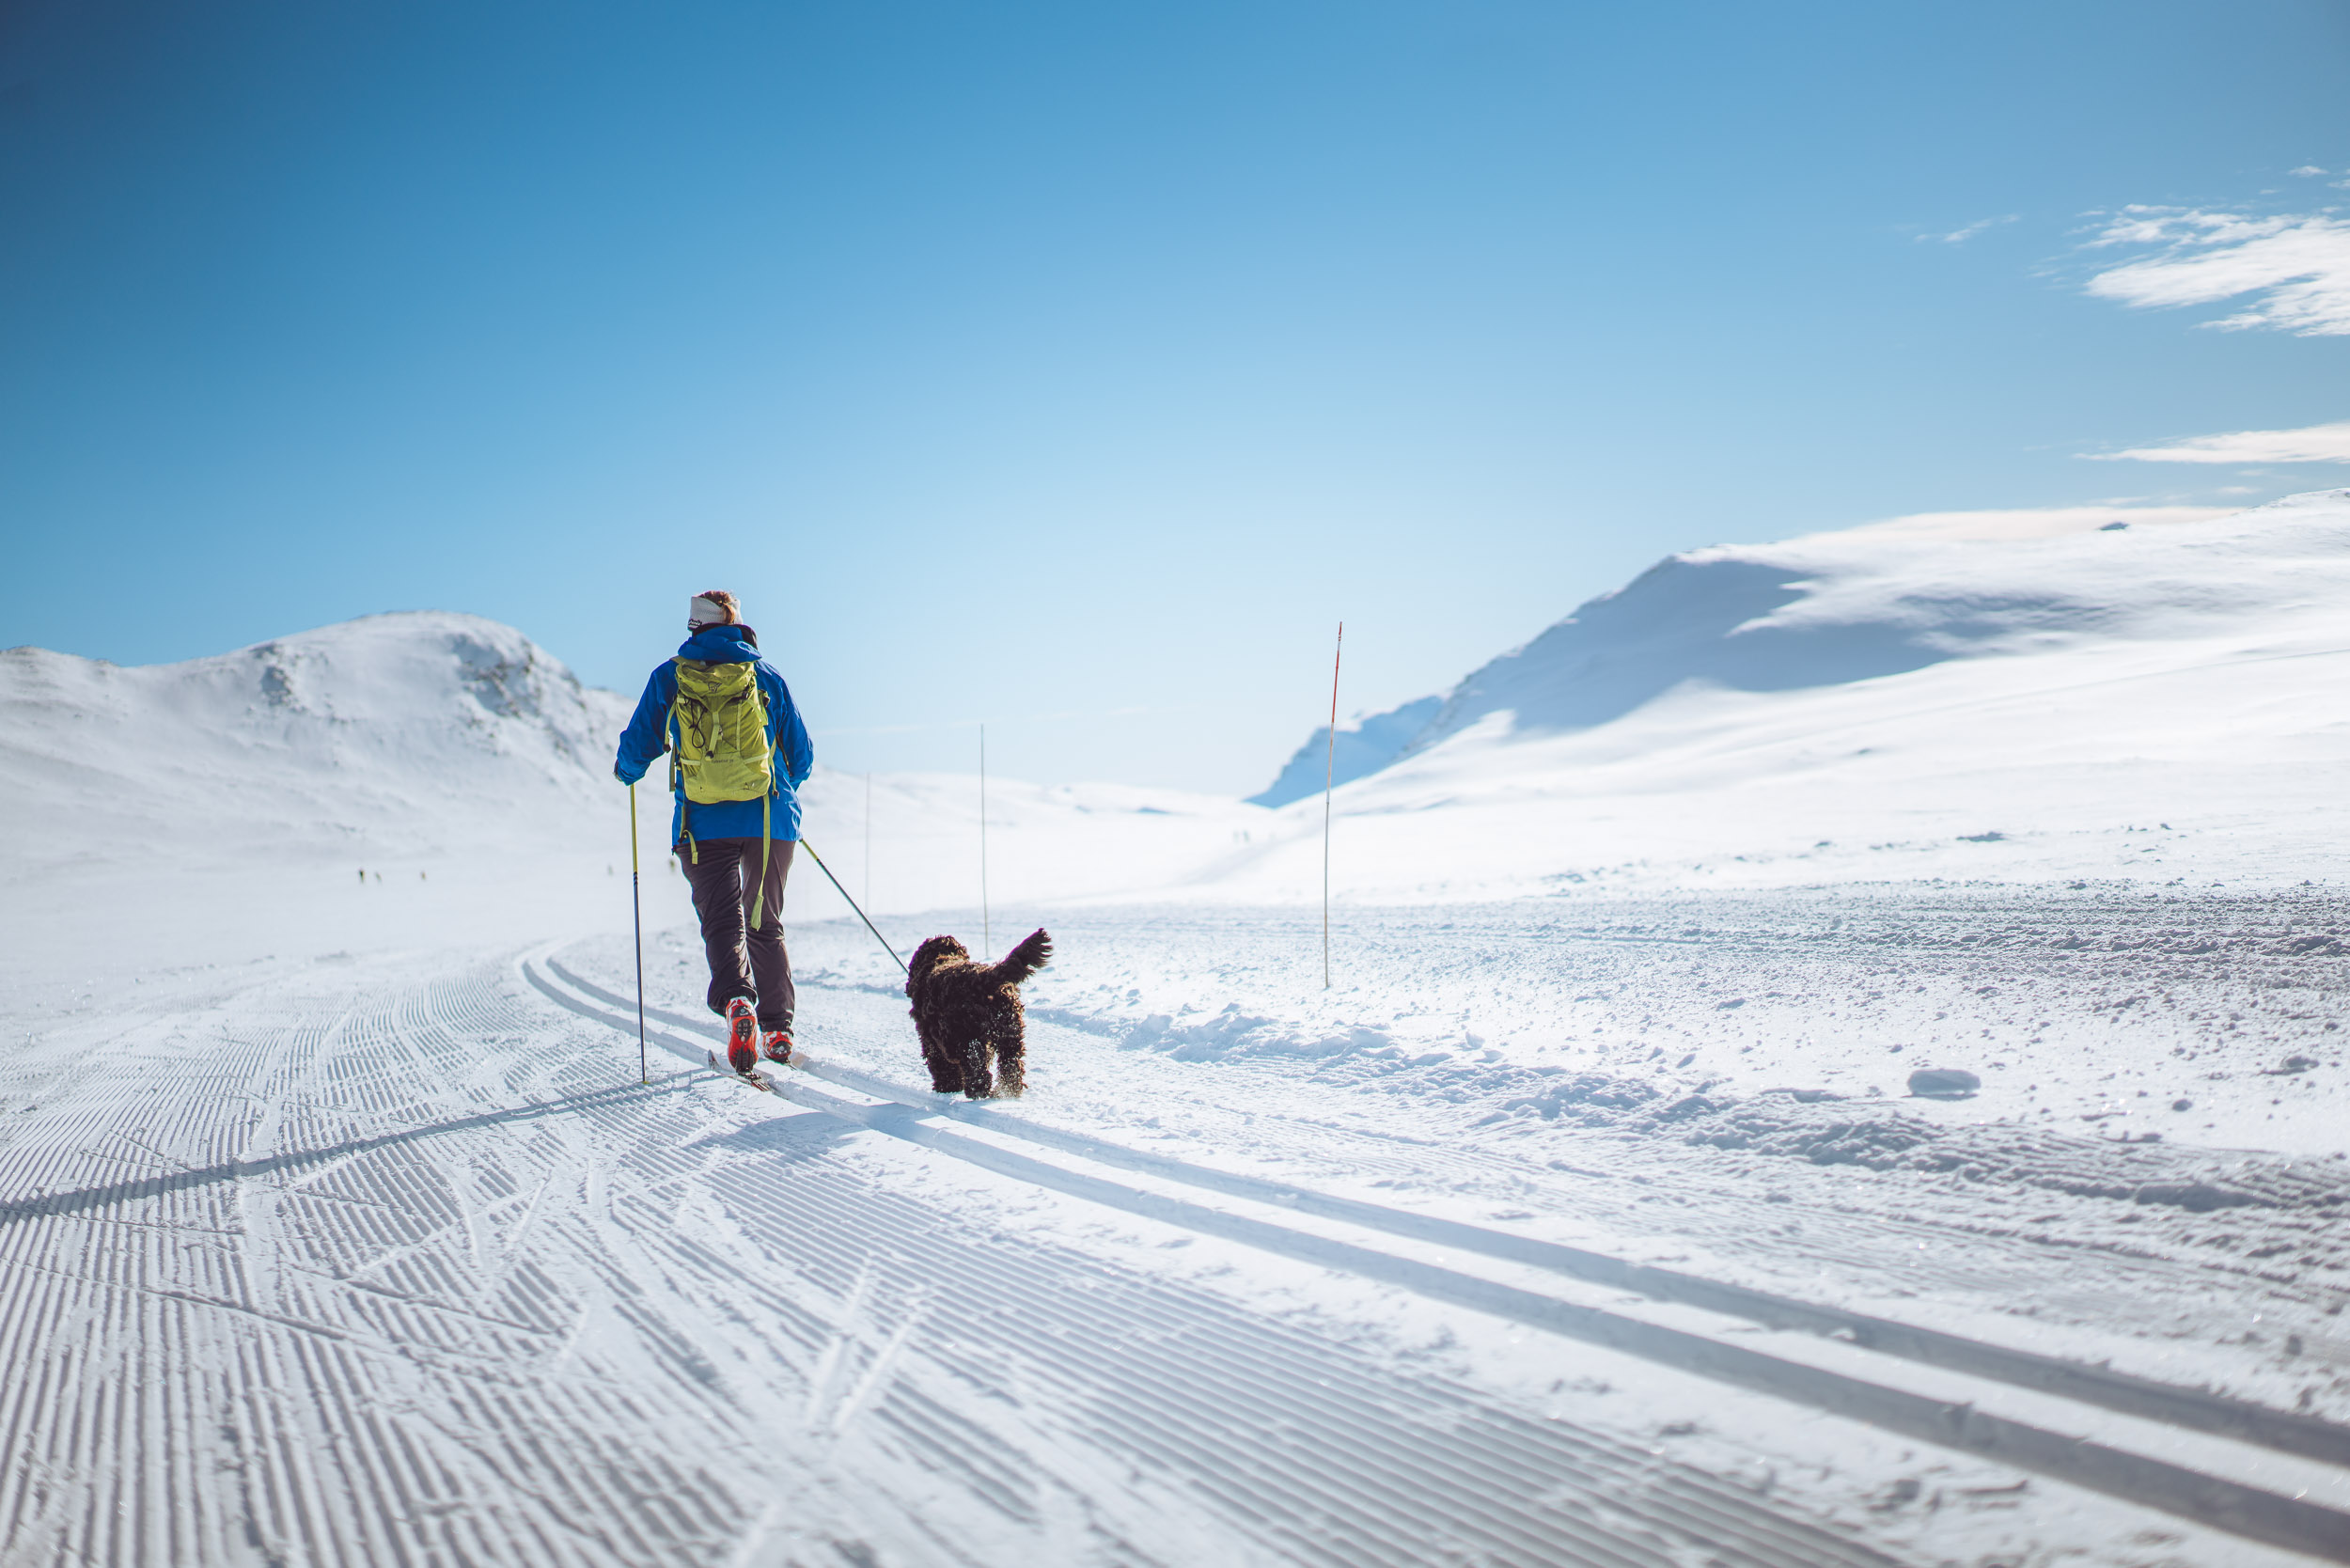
[614,590,814,1074]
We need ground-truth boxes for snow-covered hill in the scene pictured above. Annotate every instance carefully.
[0,610,1257,918]
[0,612,632,875]
[1229,489,2350,899]
[1247,696,1441,808]
[1411,492,2346,756]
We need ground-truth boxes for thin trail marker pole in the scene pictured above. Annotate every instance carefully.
[1324,621,1343,991]
[801,838,907,975]
[628,783,648,1085]
[863,771,872,911]
[979,724,991,956]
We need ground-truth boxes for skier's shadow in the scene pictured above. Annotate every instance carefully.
[0,1072,705,1227]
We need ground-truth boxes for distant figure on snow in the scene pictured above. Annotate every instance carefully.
[614,590,814,1074]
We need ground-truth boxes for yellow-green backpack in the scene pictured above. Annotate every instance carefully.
[668,658,782,929]
[668,658,774,804]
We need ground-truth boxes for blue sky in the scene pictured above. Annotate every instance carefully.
[4,0,2345,794]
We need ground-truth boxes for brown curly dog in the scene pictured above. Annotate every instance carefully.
[905,928,1051,1098]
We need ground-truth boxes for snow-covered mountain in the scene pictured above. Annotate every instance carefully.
[0,609,1258,911]
[1265,490,2350,785]
[1411,492,2348,757]
[0,612,633,874]
[1225,489,2350,898]
[1247,696,1441,807]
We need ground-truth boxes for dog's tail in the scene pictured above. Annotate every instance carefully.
[988,927,1052,986]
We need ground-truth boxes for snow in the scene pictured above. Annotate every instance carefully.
[1211,487,2350,902]
[0,611,624,871]
[1246,695,1442,807]
[3,494,2347,1566]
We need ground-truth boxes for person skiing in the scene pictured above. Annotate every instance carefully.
[614,590,814,1074]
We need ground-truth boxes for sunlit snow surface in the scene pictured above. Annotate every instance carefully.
[2,494,2346,1566]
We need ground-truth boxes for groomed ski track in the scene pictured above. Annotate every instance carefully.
[5,940,2346,1567]
[530,953,2350,1562]
[3,947,1910,1568]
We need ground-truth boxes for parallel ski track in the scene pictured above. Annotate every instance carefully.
[566,959,2350,1467]
[772,950,2350,1425]
[536,954,2350,1563]
[784,962,2334,1303]
[1,953,1905,1568]
[3,969,769,1567]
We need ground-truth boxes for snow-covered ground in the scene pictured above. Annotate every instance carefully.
[4,493,2347,1566]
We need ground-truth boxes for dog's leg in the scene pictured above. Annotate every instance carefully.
[994,1026,1026,1099]
[916,1016,963,1093]
[958,1037,993,1099]
[926,1047,963,1095]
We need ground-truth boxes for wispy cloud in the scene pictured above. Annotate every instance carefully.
[2081,418,2350,465]
[2081,208,2350,336]
[1917,213,2018,244]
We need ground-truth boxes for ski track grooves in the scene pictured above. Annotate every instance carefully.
[548,959,2350,1468]
[535,953,2350,1564]
[0,951,1906,1568]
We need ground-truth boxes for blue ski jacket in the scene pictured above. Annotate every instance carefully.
[613,624,814,849]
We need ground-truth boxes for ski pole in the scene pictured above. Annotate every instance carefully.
[799,837,907,975]
[629,782,648,1085]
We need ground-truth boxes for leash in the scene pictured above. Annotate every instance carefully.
[799,837,908,975]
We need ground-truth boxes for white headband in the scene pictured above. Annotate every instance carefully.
[688,595,730,628]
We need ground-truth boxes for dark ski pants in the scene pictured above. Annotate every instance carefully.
[680,837,795,1031]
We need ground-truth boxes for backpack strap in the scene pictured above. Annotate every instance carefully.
[666,659,684,795]
[747,710,778,929]
[666,658,709,860]
[749,794,772,931]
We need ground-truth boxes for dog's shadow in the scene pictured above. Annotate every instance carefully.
[690,1111,860,1165]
